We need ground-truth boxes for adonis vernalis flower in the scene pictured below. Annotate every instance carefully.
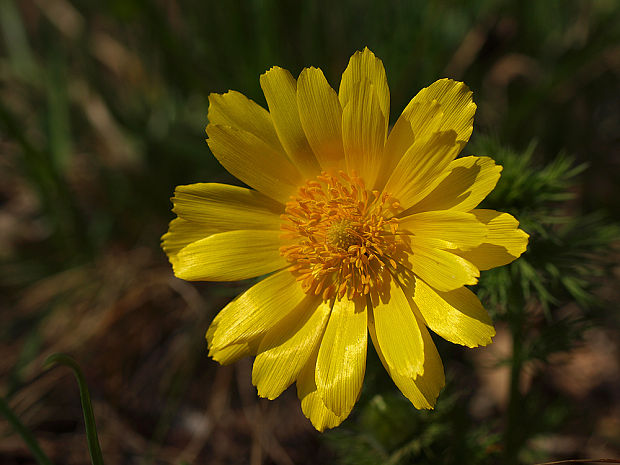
[162,48,528,431]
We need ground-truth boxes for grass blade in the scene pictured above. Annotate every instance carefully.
[43,353,104,465]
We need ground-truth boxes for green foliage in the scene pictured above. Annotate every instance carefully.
[1,355,105,465]
[327,383,504,465]
[472,136,619,314]
[44,354,105,465]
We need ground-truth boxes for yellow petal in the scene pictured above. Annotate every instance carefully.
[405,100,446,142]
[206,124,303,203]
[412,278,495,348]
[252,298,330,400]
[316,297,367,416]
[173,230,286,281]
[260,66,321,177]
[407,156,502,213]
[384,131,462,210]
[208,270,306,350]
[297,67,345,171]
[161,217,211,259]
[410,237,480,292]
[403,78,476,144]
[399,210,487,250]
[208,90,283,151]
[376,116,414,190]
[341,79,386,188]
[473,209,528,257]
[369,278,424,378]
[297,350,349,432]
[339,47,389,131]
[374,101,442,190]
[369,313,444,409]
[456,209,529,270]
[172,183,282,231]
[206,317,262,365]
[209,343,253,365]
[299,389,345,432]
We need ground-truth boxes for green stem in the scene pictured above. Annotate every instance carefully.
[43,354,104,465]
[0,396,54,465]
[505,323,524,461]
[504,283,526,463]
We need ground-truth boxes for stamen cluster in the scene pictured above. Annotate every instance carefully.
[280,171,408,301]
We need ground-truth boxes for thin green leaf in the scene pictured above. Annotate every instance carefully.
[43,353,104,465]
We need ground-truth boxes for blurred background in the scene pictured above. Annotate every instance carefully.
[1,0,619,464]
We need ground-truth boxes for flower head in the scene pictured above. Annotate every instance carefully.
[162,48,528,431]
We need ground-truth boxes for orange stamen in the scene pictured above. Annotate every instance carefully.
[280,171,410,301]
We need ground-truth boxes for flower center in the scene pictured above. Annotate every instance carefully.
[325,220,358,250]
[280,171,409,301]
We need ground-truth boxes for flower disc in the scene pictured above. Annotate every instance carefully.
[280,171,410,301]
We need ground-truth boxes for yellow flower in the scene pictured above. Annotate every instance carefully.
[162,48,528,431]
